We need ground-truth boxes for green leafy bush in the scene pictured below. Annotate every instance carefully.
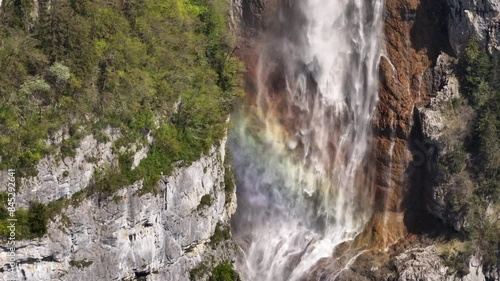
[209,262,241,281]
[0,197,48,239]
[197,194,212,210]
[209,222,231,249]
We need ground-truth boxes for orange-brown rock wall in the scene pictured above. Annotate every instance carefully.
[370,0,451,247]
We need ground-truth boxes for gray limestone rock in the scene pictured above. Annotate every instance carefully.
[447,0,500,54]
[394,246,486,281]
[0,138,238,281]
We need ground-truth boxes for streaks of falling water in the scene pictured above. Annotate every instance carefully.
[382,117,397,249]
[230,1,385,280]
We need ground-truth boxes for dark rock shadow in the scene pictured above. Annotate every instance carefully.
[402,108,447,236]
[410,0,453,63]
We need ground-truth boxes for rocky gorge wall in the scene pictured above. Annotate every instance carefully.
[0,0,242,279]
[0,134,237,281]
[344,0,500,279]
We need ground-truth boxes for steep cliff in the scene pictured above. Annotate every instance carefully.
[352,0,500,279]
[447,0,500,54]
[1,138,236,281]
[0,0,242,280]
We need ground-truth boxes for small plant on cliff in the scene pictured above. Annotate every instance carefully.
[69,259,94,269]
[224,165,235,205]
[209,262,241,281]
[0,198,48,239]
[197,194,213,210]
[189,262,209,281]
[440,246,471,277]
[209,222,231,249]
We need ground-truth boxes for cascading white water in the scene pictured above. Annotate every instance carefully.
[230,1,385,280]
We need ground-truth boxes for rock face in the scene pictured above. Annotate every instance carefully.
[0,138,237,281]
[415,54,476,232]
[0,128,155,208]
[333,243,489,281]
[393,246,486,281]
[0,129,119,208]
[366,0,452,246]
[447,0,500,54]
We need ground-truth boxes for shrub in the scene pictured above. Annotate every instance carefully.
[69,259,93,269]
[439,147,467,175]
[209,222,231,249]
[197,194,212,210]
[27,201,48,237]
[224,165,235,204]
[189,262,209,281]
[49,62,71,82]
[209,262,240,281]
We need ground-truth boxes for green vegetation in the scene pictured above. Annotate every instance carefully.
[69,259,94,269]
[0,0,242,239]
[0,194,48,239]
[189,261,239,281]
[223,162,236,205]
[437,239,471,277]
[189,262,209,281]
[197,194,212,210]
[209,222,231,249]
[0,0,242,184]
[462,40,500,202]
[439,38,500,268]
[209,262,240,281]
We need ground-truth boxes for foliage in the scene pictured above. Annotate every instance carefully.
[197,194,212,210]
[209,262,241,281]
[0,0,242,186]
[190,262,209,281]
[69,259,93,268]
[440,248,470,277]
[49,62,71,82]
[27,201,48,236]
[209,222,231,249]
[0,0,242,239]
[0,196,48,239]
[224,165,235,205]
[0,0,241,240]
[447,37,500,267]
[190,261,240,281]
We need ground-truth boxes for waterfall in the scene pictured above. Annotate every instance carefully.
[230,1,385,280]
